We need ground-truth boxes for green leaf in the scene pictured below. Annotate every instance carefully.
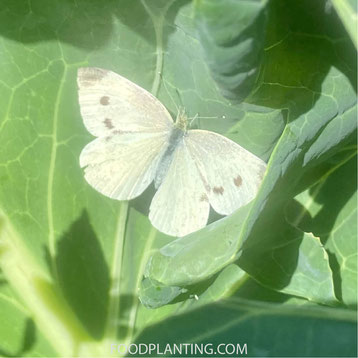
[287,155,358,307]
[142,203,251,288]
[135,298,357,357]
[0,0,356,355]
[195,0,268,100]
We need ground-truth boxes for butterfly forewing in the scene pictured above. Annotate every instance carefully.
[77,67,174,200]
[77,67,173,137]
[185,130,267,216]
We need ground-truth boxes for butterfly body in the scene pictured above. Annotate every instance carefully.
[77,67,267,237]
[154,127,185,188]
[154,109,191,188]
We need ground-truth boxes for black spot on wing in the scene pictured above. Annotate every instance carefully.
[100,96,110,105]
[103,118,114,129]
[234,175,242,187]
[213,186,224,195]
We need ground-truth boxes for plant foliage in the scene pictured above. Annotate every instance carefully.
[0,0,356,356]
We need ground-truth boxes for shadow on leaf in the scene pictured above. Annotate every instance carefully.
[0,318,36,357]
[250,0,357,113]
[0,0,187,51]
[134,298,357,357]
[54,210,110,339]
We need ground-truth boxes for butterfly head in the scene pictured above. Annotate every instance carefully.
[174,107,188,132]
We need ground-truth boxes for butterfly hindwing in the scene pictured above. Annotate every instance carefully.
[149,141,210,237]
[80,132,170,200]
[77,67,173,137]
[185,130,267,216]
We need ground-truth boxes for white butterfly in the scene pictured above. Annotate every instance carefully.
[77,67,267,237]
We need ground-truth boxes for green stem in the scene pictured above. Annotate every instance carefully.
[141,0,174,96]
[47,64,67,281]
[105,202,129,340]
[124,225,158,345]
[0,212,95,357]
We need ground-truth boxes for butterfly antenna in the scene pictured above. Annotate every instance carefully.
[187,114,225,128]
[189,113,198,127]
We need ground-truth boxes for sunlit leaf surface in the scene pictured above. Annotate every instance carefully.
[0,0,356,356]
